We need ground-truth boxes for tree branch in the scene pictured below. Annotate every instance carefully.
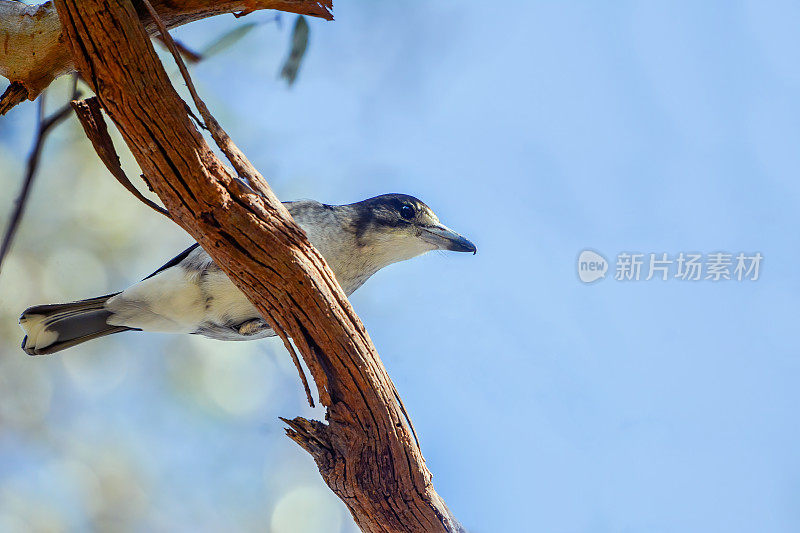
[0,81,28,115]
[0,0,332,115]
[52,0,464,531]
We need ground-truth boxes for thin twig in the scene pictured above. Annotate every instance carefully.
[392,386,421,451]
[0,83,80,275]
[156,36,203,63]
[38,90,46,122]
[278,335,316,408]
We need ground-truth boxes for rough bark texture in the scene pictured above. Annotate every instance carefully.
[0,81,29,114]
[52,0,464,531]
[0,0,332,113]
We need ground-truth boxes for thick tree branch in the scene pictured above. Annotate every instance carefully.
[141,0,316,408]
[0,0,332,114]
[53,0,463,531]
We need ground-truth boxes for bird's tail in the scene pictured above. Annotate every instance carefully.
[19,293,132,355]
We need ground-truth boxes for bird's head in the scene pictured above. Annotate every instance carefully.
[346,193,476,264]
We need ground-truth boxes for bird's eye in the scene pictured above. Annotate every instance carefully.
[400,204,415,220]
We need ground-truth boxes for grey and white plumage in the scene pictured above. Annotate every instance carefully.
[20,194,476,355]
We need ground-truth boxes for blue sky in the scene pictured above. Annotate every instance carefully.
[2,1,800,532]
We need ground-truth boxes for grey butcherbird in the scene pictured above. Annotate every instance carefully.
[20,193,476,355]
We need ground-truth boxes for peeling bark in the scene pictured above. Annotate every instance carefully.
[71,96,169,217]
[0,0,332,114]
[0,81,28,114]
[52,0,464,531]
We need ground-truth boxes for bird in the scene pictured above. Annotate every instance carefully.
[19,193,476,355]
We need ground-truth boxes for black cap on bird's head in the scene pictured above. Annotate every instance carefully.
[347,193,477,256]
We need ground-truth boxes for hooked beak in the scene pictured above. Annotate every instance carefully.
[421,224,477,254]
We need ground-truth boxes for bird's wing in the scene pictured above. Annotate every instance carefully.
[142,243,201,280]
[139,199,319,281]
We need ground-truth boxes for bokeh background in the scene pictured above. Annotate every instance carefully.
[2,1,800,531]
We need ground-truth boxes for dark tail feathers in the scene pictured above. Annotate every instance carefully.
[19,293,132,355]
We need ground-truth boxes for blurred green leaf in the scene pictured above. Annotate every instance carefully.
[280,16,310,87]
[201,22,259,59]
